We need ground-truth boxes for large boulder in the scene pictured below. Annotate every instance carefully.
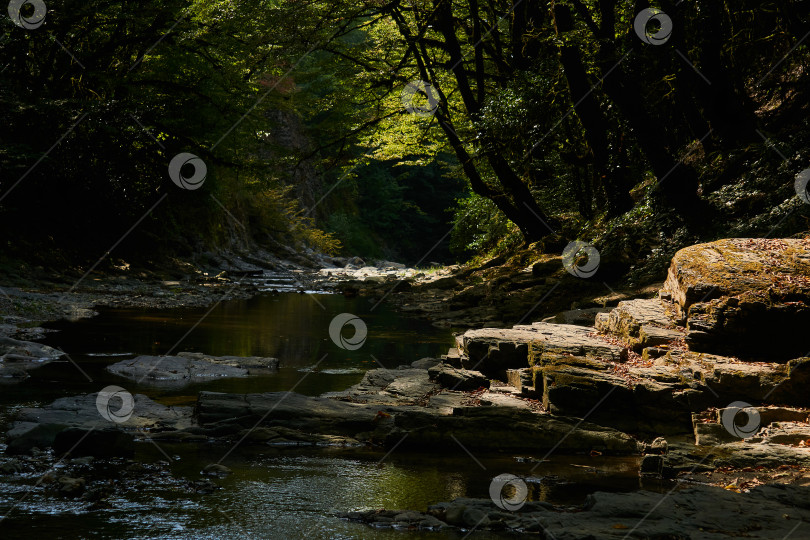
[660,238,810,359]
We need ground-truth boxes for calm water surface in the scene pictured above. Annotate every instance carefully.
[0,292,646,539]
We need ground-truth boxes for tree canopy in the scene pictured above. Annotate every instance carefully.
[1,0,808,266]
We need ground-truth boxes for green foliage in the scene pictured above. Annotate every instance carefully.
[2,0,809,271]
[450,192,510,256]
[321,157,466,263]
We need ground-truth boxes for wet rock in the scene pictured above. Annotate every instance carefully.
[0,336,63,361]
[340,509,448,531]
[346,256,366,268]
[7,423,74,455]
[427,363,489,391]
[5,392,192,454]
[192,479,221,494]
[107,352,278,386]
[196,387,637,453]
[660,238,810,359]
[54,476,86,497]
[202,463,231,476]
[643,437,668,455]
[639,454,664,477]
[411,357,441,370]
[377,261,406,269]
[0,336,64,382]
[0,458,24,474]
[82,483,114,503]
[196,391,381,436]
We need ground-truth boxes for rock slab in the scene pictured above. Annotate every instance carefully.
[660,238,810,359]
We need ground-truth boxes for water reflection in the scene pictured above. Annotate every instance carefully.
[0,292,453,406]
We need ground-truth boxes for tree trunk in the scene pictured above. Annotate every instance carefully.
[554,5,633,217]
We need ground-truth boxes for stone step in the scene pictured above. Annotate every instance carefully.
[441,347,464,368]
[505,368,541,398]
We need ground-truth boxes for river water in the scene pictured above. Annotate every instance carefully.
[0,292,644,539]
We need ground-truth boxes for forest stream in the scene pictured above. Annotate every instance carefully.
[0,291,646,539]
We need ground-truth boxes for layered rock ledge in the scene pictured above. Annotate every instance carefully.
[660,238,810,358]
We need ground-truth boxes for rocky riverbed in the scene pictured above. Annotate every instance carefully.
[3,238,810,538]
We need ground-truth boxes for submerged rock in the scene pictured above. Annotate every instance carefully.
[106,351,278,386]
